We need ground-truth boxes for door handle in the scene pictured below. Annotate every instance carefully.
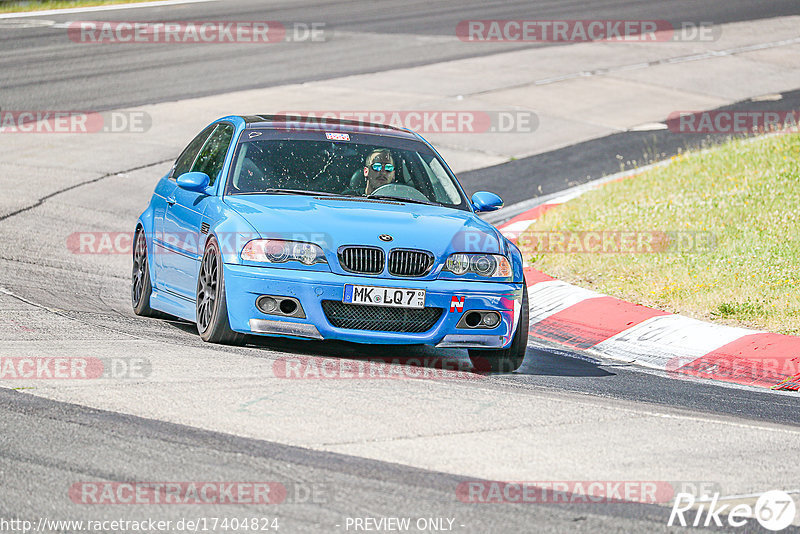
[166,196,176,206]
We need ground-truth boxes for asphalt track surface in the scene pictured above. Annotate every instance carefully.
[2,1,800,533]
[1,0,798,110]
[0,389,682,532]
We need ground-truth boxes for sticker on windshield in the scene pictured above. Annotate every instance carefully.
[325,132,350,141]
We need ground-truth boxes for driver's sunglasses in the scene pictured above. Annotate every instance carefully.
[370,162,394,172]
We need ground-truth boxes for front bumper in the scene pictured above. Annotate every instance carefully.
[223,263,523,348]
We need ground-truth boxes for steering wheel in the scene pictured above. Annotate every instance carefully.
[370,184,429,203]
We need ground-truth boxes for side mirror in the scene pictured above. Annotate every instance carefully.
[176,172,210,193]
[471,191,504,213]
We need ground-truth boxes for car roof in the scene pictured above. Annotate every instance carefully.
[239,114,419,140]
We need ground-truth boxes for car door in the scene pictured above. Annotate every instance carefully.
[160,122,235,300]
[152,124,216,291]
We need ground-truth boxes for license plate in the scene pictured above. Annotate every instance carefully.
[343,285,425,309]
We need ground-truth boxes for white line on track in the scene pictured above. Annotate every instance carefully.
[0,0,218,19]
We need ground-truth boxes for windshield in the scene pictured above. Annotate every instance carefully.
[225,137,468,209]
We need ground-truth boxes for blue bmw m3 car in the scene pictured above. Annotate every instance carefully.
[132,115,528,371]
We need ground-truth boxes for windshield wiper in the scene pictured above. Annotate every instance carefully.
[239,189,352,197]
[366,194,437,206]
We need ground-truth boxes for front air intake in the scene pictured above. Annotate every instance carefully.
[321,301,443,333]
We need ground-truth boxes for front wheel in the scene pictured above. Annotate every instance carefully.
[196,238,245,345]
[468,284,529,373]
[132,229,161,317]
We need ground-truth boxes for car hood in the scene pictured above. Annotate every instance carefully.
[223,195,507,259]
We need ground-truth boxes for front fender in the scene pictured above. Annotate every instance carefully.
[506,238,525,284]
[201,199,259,264]
[136,202,157,284]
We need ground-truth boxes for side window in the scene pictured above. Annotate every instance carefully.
[171,124,216,180]
[191,123,235,186]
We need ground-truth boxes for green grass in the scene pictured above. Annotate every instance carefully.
[522,133,800,334]
[0,0,159,13]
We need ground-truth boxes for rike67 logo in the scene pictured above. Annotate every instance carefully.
[669,490,797,531]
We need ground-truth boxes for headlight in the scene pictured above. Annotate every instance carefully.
[443,253,512,278]
[241,239,327,265]
[445,254,470,275]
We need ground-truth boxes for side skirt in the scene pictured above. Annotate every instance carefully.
[150,288,196,322]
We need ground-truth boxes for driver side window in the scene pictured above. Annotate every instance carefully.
[191,123,235,186]
[171,124,216,180]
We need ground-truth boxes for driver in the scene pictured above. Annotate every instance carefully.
[363,149,395,195]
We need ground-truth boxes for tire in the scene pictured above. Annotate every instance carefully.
[131,228,162,317]
[468,284,529,373]
[196,238,246,345]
